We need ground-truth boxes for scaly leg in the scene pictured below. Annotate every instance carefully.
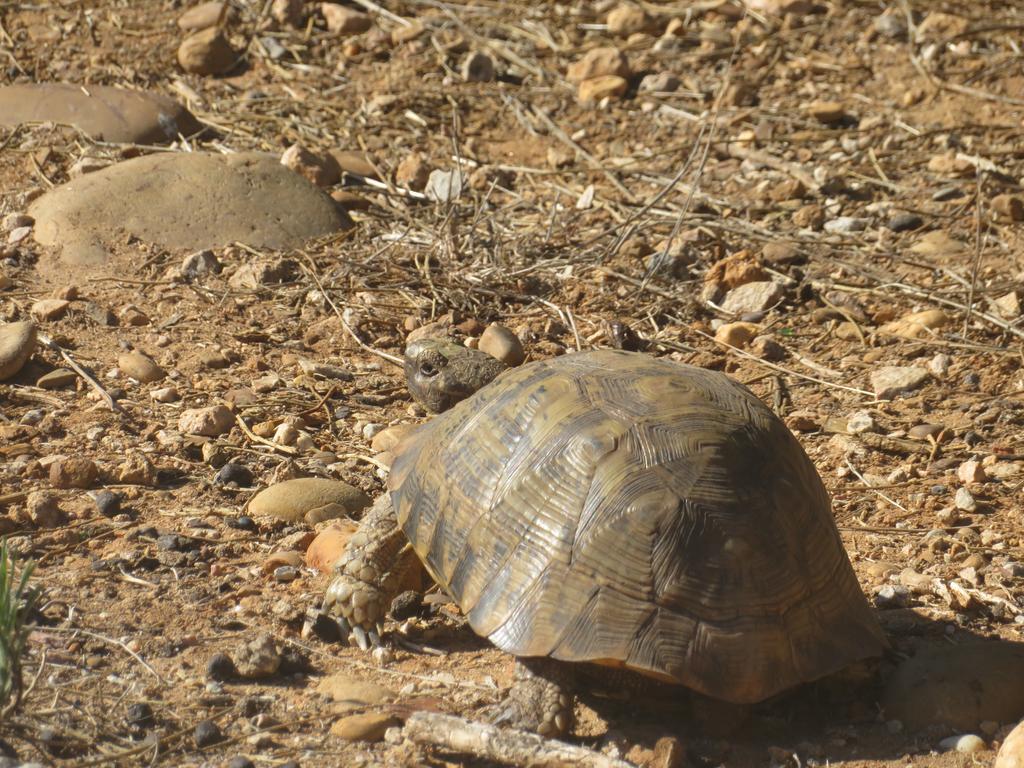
[321,493,425,649]
[488,657,575,737]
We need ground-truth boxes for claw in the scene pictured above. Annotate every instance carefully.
[335,616,352,639]
[375,621,384,637]
[368,628,382,647]
[352,624,370,651]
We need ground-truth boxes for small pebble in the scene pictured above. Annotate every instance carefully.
[126,702,155,730]
[824,216,869,234]
[93,490,122,517]
[273,565,300,582]
[226,515,256,531]
[478,323,525,366]
[193,719,224,748]
[938,734,986,755]
[215,463,254,487]
[887,212,923,231]
[909,423,944,440]
[233,633,281,679]
[846,411,876,434]
[151,386,179,403]
[874,584,909,609]
[928,353,951,377]
[225,758,254,768]
[178,28,236,75]
[954,487,977,512]
[207,653,236,681]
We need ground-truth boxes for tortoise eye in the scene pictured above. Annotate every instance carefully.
[419,361,438,377]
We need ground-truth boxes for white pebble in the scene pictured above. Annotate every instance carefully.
[954,486,977,512]
[938,734,986,754]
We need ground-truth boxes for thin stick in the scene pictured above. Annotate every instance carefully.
[963,169,984,337]
[35,332,125,415]
[36,626,163,683]
[690,328,876,398]
[401,711,635,768]
[234,414,297,456]
[300,256,404,366]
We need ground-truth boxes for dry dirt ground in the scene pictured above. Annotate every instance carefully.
[2,0,1024,766]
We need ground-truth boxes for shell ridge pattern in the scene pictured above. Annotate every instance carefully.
[462,396,620,631]
[391,349,886,696]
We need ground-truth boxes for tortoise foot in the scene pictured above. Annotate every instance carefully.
[322,572,386,649]
[487,659,574,737]
[316,493,416,651]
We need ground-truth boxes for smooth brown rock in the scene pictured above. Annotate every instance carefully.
[996,719,1024,768]
[30,299,70,320]
[0,84,202,144]
[882,641,1024,731]
[262,550,303,574]
[247,478,370,524]
[118,352,166,383]
[330,712,399,742]
[0,320,36,381]
[321,4,372,35]
[329,150,378,179]
[317,672,395,711]
[714,322,758,349]
[177,27,237,75]
[49,457,98,489]
[879,309,949,340]
[36,369,77,389]
[178,405,234,436]
[807,100,848,124]
[306,521,358,572]
[578,75,629,104]
[478,323,525,366]
[567,47,629,83]
[177,1,227,30]
[29,152,352,277]
[992,194,1024,222]
[281,144,340,188]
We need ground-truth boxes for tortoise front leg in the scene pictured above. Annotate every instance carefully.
[489,658,575,737]
[321,493,425,649]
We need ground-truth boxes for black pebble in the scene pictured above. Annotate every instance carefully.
[94,490,122,517]
[157,534,191,552]
[963,430,983,447]
[207,652,237,681]
[126,702,155,729]
[193,719,223,748]
[224,757,254,768]
[305,610,340,643]
[390,590,424,621]
[962,372,981,389]
[886,212,923,232]
[226,515,256,531]
[215,463,254,487]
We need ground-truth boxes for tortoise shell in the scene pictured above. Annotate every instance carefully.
[388,350,887,703]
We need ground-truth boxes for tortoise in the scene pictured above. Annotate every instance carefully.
[321,338,888,735]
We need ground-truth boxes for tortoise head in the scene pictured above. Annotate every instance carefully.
[404,338,508,413]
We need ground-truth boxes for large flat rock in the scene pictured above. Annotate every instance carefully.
[0,83,202,144]
[882,640,1024,731]
[29,151,353,275]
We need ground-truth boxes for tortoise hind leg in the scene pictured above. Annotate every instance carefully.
[321,493,425,649]
[488,658,575,737]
